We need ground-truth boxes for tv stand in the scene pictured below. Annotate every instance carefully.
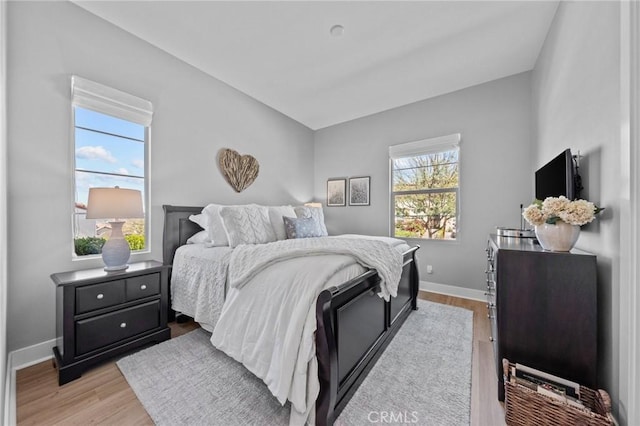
[485,235,597,400]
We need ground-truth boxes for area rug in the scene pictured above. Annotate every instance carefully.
[117,299,473,425]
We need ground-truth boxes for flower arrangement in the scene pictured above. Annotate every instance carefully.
[522,196,604,227]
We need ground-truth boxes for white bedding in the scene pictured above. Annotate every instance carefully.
[170,244,232,331]
[170,236,410,331]
[209,236,410,425]
[228,236,406,300]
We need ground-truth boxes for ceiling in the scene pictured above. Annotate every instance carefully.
[73,1,559,130]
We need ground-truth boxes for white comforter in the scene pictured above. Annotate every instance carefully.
[210,236,407,425]
[228,236,404,300]
[171,245,232,331]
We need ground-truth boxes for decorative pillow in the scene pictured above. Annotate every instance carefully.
[268,205,296,240]
[294,206,328,236]
[186,230,210,245]
[202,204,230,247]
[283,216,325,239]
[218,205,277,248]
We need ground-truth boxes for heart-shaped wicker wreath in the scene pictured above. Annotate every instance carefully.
[218,148,260,193]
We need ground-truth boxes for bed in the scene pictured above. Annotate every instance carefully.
[162,205,420,425]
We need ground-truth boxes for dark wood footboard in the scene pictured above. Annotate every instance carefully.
[315,246,419,425]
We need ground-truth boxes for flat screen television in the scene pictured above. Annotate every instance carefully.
[535,149,578,200]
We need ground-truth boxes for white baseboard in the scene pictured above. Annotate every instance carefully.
[9,338,55,371]
[4,338,55,426]
[419,280,485,302]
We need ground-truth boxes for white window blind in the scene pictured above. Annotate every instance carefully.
[389,133,461,159]
[71,75,153,126]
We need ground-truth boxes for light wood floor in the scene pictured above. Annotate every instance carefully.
[16,292,505,425]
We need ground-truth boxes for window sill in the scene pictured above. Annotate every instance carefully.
[72,249,152,264]
[394,236,460,244]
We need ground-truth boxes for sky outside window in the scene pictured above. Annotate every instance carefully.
[74,107,145,207]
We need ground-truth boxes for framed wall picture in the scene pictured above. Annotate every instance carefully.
[327,178,347,207]
[349,176,370,206]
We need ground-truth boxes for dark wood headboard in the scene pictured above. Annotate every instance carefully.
[162,205,204,266]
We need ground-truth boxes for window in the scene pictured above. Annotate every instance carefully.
[71,76,153,257]
[390,134,460,240]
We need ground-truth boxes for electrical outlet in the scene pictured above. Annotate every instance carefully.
[426,265,433,274]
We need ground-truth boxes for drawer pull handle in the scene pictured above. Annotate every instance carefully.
[96,294,104,300]
[120,322,127,328]
[489,336,494,342]
[140,284,147,290]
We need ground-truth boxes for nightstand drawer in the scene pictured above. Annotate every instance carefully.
[75,300,160,355]
[126,273,160,301]
[76,280,126,314]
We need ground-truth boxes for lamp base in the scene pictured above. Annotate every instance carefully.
[101,221,131,272]
[104,264,129,272]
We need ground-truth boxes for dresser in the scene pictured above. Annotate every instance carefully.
[52,260,170,385]
[485,235,597,401]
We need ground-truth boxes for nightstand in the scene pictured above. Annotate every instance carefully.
[51,260,170,385]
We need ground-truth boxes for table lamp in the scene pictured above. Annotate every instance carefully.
[86,187,144,271]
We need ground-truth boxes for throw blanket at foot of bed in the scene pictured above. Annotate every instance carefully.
[212,237,406,426]
[228,237,404,300]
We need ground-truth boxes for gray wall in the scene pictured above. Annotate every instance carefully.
[531,1,624,421]
[6,1,314,352]
[314,72,533,292]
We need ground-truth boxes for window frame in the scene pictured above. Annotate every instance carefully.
[389,134,461,241]
[70,76,153,260]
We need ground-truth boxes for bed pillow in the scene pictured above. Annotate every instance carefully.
[202,204,230,247]
[283,216,325,239]
[188,213,208,230]
[294,206,328,236]
[188,214,213,244]
[218,205,277,248]
[186,230,210,245]
[268,205,296,240]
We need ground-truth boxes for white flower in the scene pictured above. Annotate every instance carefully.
[522,197,601,227]
[542,196,570,217]
[522,205,545,226]
[559,199,596,226]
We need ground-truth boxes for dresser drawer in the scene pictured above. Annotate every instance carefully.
[126,273,160,301]
[76,280,126,314]
[75,300,160,355]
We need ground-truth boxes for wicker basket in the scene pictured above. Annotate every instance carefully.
[503,359,613,426]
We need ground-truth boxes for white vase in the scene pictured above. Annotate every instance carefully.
[534,221,580,252]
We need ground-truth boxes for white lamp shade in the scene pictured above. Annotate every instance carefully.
[86,187,144,219]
